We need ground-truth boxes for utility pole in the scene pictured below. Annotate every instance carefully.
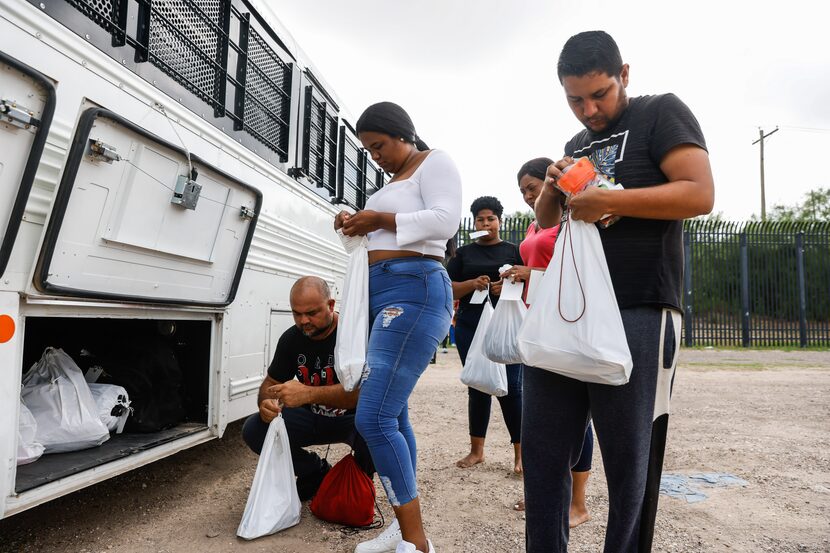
[752,126,779,220]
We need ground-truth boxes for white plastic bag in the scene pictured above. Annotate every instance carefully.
[17,401,44,466]
[21,347,110,453]
[334,229,369,392]
[237,416,302,539]
[517,218,633,385]
[460,301,508,396]
[484,298,527,364]
[88,383,131,433]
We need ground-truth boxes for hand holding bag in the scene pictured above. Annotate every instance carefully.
[334,230,369,392]
[460,300,508,396]
[484,297,527,365]
[517,217,633,385]
[237,416,302,539]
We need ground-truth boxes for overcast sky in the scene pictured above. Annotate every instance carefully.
[271,0,830,220]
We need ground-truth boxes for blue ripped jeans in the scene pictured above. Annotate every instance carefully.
[354,257,452,507]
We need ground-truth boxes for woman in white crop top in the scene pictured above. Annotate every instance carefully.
[335,102,461,553]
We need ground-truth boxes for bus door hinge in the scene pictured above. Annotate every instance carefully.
[88,139,122,163]
[0,99,40,130]
[239,206,255,220]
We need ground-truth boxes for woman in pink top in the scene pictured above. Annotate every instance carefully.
[501,158,593,528]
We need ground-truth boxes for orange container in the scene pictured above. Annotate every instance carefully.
[556,157,596,196]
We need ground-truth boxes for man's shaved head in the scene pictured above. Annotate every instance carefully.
[290,276,331,303]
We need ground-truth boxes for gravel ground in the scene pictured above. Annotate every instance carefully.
[1,348,828,552]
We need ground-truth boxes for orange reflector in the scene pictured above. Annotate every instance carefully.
[0,315,15,343]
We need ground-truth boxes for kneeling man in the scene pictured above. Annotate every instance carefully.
[243,276,373,500]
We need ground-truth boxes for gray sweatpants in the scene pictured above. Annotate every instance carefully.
[522,306,681,553]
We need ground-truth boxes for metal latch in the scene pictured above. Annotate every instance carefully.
[240,206,255,220]
[171,174,201,210]
[88,139,121,163]
[0,99,39,129]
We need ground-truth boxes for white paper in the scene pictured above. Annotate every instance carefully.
[525,270,545,305]
[469,230,489,239]
[469,285,489,304]
[499,278,524,301]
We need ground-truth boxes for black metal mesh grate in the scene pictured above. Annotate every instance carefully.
[147,0,222,106]
[65,0,121,34]
[304,90,337,195]
[337,127,362,209]
[242,27,291,157]
[364,160,384,203]
[57,0,295,165]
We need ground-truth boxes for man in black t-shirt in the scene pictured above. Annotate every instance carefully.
[526,32,715,552]
[241,276,373,501]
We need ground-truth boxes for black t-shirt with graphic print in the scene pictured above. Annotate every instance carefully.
[267,325,351,417]
[564,93,707,311]
[446,241,523,313]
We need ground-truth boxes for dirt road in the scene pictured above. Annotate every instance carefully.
[2,348,828,552]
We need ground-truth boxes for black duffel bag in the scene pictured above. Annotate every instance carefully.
[96,340,186,433]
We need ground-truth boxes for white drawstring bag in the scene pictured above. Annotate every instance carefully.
[484,298,527,364]
[517,218,633,385]
[21,347,111,453]
[334,230,369,392]
[88,383,131,433]
[17,400,44,466]
[460,301,508,396]
[237,416,301,540]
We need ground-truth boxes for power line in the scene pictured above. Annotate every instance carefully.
[779,125,830,134]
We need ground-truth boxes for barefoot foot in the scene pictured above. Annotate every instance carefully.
[513,443,523,474]
[569,505,591,528]
[455,452,485,468]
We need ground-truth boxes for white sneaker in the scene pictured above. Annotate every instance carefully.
[395,539,435,553]
[354,518,402,553]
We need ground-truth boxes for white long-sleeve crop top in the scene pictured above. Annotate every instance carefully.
[363,149,462,258]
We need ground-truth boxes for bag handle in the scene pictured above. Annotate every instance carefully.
[557,215,587,323]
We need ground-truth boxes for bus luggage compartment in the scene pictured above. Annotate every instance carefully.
[15,315,212,494]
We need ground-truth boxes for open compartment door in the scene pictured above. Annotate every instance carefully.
[35,108,261,306]
[0,51,56,277]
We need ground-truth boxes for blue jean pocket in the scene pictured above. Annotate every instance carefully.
[380,260,431,280]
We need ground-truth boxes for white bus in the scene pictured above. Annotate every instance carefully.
[0,0,384,519]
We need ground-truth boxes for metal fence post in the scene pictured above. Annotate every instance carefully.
[796,232,808,347]
[740,232,750,347]
[683,229,693,346]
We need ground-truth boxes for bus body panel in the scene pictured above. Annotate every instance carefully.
[0,0,352,519]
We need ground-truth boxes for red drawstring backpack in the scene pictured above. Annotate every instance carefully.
[310,453,376,527]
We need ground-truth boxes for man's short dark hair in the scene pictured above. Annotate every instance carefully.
[557,31,623,83]
[470,196,504,219]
